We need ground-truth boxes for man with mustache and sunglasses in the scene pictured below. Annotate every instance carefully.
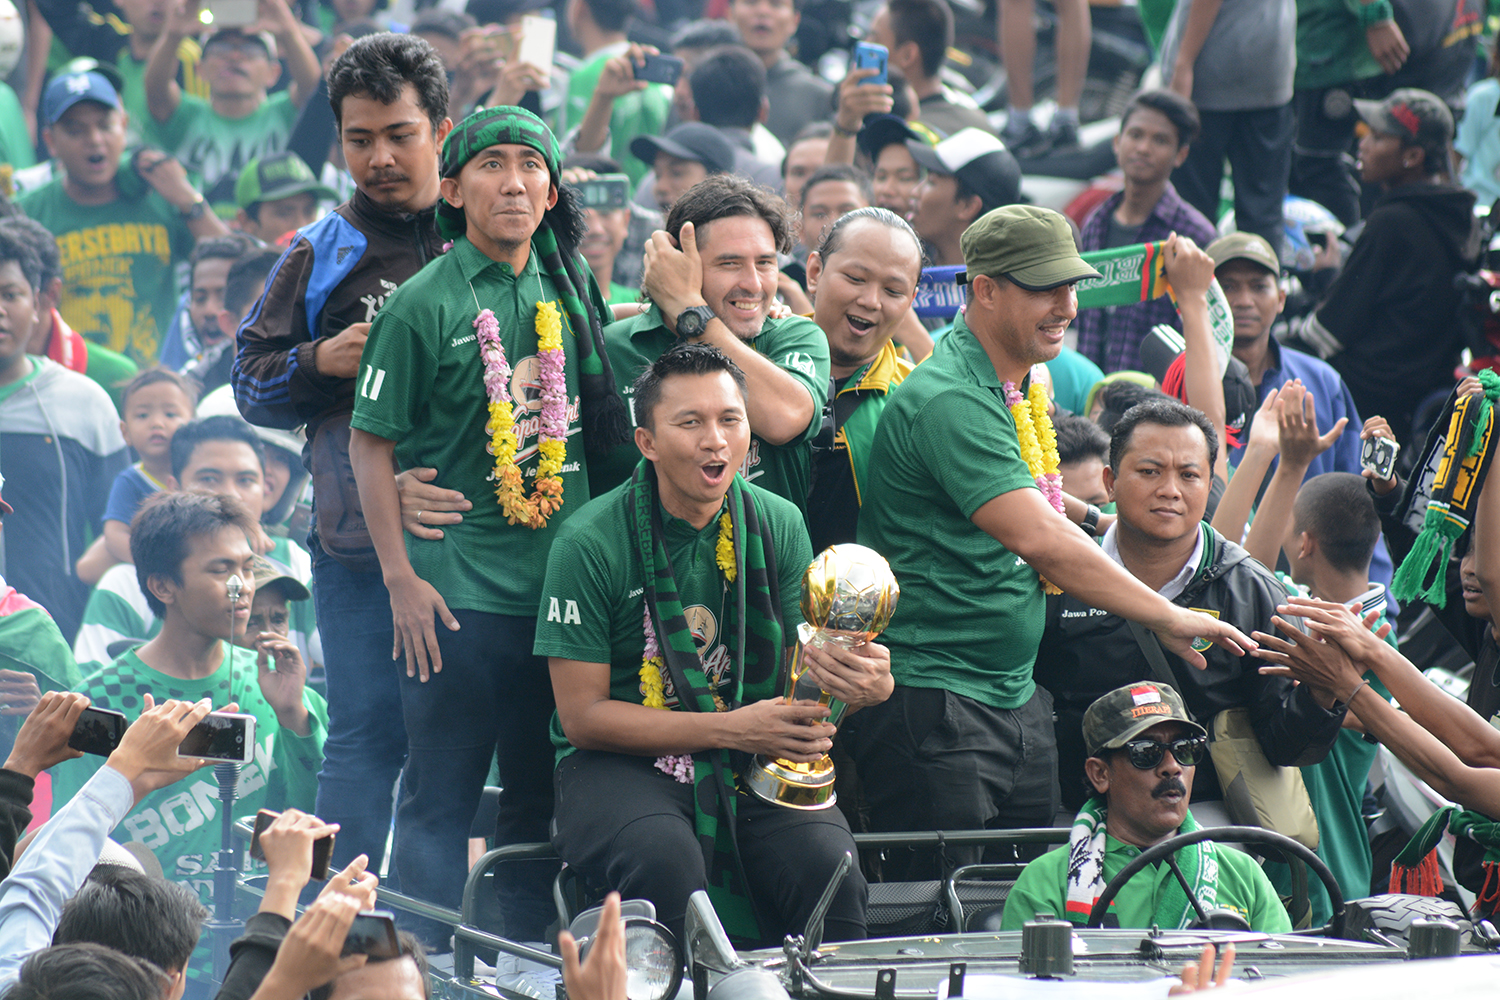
[1002,681,1291,932]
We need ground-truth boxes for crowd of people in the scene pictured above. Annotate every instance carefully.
[0,0,1497,994]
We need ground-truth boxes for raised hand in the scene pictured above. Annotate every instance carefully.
[4,691,89,778]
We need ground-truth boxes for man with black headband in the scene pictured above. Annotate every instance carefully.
[350,104,629,945]
[536,342,891,946]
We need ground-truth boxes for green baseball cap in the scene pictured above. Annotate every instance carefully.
[1082,681,1206,759]
[235,152,338,211]
[961,205,1100,291]
[1207,231,1280,275]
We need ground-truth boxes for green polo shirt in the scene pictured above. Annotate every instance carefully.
[534,476,811,764]
[590,304,830,511]
[1001,825,1292,932]
[350,236,604,616]
[857,313,1046,710]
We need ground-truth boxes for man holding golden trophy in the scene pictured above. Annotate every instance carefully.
[536,343,896,947]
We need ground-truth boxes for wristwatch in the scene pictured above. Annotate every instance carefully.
[1080,504,1102,538]
[180,195,206,221]
[674,305,716,341]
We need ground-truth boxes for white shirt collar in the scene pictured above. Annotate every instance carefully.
[1100,521,1205,603]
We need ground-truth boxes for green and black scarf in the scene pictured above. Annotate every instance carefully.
[438,105,630,456]
[629,460,785,939]
[1392,369,1500,607]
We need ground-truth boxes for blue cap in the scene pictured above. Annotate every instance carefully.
[42,70,119,126]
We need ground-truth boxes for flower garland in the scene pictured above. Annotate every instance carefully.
[1005,371,1064,594]
[640,512,739,783]
[475,299,568,530]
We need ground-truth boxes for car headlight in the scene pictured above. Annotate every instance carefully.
[582,916,683,1000]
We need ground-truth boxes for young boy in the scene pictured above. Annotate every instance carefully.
[233,152,336,246]
[73,417,319,673]
[102,370,200,566]
[51,490,327,990]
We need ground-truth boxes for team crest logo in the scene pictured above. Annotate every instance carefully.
[684,605,717,653]
[1189,608,1221,653]
[510,356,544,411]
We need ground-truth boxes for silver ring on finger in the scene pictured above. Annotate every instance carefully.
[416,510,424,524]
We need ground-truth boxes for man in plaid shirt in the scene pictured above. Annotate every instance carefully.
[1075,90,1216,375]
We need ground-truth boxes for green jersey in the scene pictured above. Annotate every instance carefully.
[51,646,327,983]
[592,305,829,510]
[350,237,604,617]
[0,83,34,170]
[857,315,1047,710]
[561,46,673,188]
[1001,828,1292,932]
[1294,0,1382,90]
[155,91,299,203]
[534,476,811,764]
[18,180,194,366]
[608,281,639,306]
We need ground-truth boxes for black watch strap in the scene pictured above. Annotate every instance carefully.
[674,305,714,341]
[1080,504,1101,538]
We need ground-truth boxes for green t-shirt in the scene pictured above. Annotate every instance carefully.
[534,476,812,764]
[857,315,1046,710]
[608,281,638,306]
[592,305,829,511]
[155,91,299,204]
[84,340,140,413]
[350,237,605,616]
[562,47,673,189]
[51,646,327,983]
[1001,824,1293,932]
[1270,573,1395,925]
[1294,0,1382,91]
[17,180,195,367]
[114,49,176,149]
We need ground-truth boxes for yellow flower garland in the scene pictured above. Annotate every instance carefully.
[1007,376,1065,595]
[640,655,667,708]
[715,512,736,581]
[487,302,567,529]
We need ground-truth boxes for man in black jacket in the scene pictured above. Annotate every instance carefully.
[1035,400,1346,811]
[1287,88,1479,447]
[231,34,453,888]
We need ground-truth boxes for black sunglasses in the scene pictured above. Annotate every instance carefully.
[1118,735,1208,770]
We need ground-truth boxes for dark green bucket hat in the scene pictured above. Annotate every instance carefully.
[961,204,1100,291]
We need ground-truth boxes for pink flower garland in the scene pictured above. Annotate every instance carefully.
[642,608,695,784]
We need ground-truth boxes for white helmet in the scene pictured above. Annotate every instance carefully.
[0,0,24,80]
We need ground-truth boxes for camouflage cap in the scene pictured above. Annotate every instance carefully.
[1082,681,1206,759]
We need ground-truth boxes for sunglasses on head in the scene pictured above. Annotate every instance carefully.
[1116,735,1208,770]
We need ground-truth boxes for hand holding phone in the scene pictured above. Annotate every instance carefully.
[4,692,91,778]
[633,53,683,86]
[262,893,370,995]
[516,14,555,71]
[69,704,127,757]
[1360,433,1400,481]
[342,911,400,959]
[852,42,888,86]
[178,710,256,763]
[250,808,339,882]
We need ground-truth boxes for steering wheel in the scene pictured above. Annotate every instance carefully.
[1084,825,1343,935]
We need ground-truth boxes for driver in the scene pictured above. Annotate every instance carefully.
[1001,681,1291,932]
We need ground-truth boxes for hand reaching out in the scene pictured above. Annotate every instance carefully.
[106,696,216,805]
[1169,942,1235,995]
[1277,381,1346,469]
[0,670,42,717]
[1359,414,1400,495]
[559,892,627,1000]
[252,893,368,1000]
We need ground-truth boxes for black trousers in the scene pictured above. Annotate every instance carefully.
[1173,103,1295,256]
[841,685,1059,882]
[1289,83,1379,228]
[552,750,868,946]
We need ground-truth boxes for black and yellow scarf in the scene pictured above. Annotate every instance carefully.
[1392,369,1500,606]
[629,460,785,939]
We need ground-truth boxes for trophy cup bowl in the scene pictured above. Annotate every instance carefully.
[745,545,899,810]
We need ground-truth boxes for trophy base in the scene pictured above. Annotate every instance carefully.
[744,754,837,810]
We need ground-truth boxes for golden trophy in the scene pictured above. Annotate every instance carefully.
[745,544,899,809]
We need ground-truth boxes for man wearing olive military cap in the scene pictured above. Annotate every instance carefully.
[845,205,1256,880]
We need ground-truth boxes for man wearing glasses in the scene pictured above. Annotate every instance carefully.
[1001,681,1292,932]
[1034,399,1347,814]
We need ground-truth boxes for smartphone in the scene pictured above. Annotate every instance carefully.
[1360,435,1400,481]
[248,809,336,880]
[853,41,888,86]
[577,175,629,211]
[209,0,257,28]
[342,911,401,959]
[634,52,684,86]
[516,14,556,71]
[178,711,256,763]
[69,706,127,757]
